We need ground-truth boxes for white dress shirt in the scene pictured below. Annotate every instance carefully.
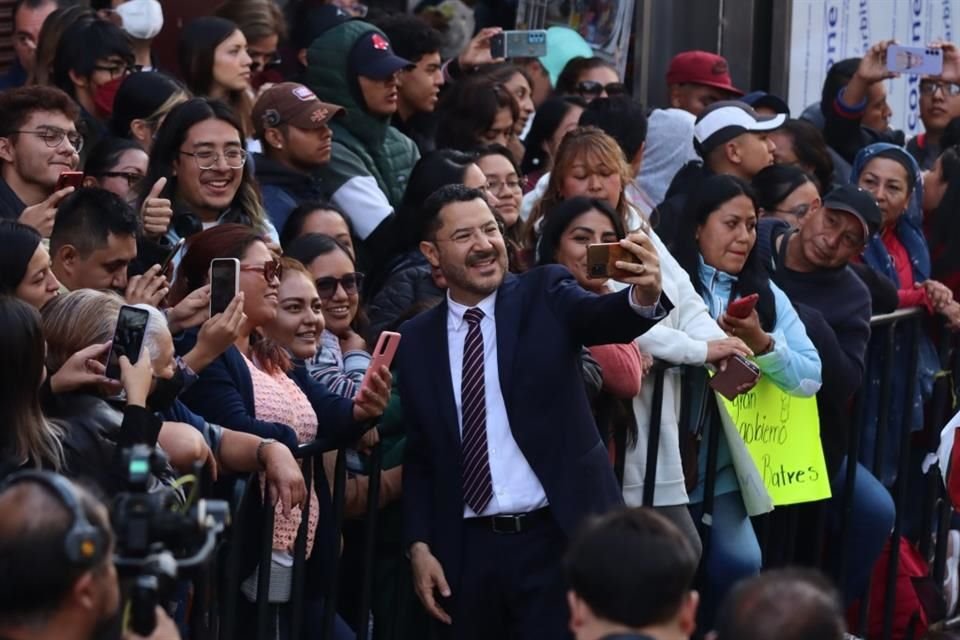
[446,291,549,518]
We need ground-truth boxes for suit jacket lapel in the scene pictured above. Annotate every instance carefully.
[427,298,462,445]
[495,275,520,401]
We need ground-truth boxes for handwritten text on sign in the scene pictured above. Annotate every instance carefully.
[719,376,831,506]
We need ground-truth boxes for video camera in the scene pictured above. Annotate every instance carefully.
[110,444,230,636]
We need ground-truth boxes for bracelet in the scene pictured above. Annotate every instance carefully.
[256,438,278,469]
[757,336,775,356]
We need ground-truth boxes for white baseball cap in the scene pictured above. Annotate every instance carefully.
[693,100,786,156]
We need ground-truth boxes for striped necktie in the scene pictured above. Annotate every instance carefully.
[461,307,493,514]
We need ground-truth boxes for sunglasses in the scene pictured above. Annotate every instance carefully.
[575,81,627,97]
[315,272,364,299]
[240,259,282,282]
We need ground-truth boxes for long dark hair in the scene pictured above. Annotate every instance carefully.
[751,164,816,213]
[83,137,144,180]
[178,17,254,137]
[673,174,776,331]
[0,296,63,470]
[520,95,587,175]
[138,98,266,234]
[280,200,355,251]
[535,196,625,266]
[435,76,519,151]
[0,221,42,296]
[932,146,960,276]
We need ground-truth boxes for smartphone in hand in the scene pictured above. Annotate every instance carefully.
[709,355,761,401]
[726,293,759,319]
[887,45,943,75]
[159,237,186,277]
[586,243,641,280]
[209,258,239,316]
[105,305,150,380]
[359,331,401,396]
[55,171,84,191]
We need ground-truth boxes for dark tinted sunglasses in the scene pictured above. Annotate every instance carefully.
[576,81,627,97]
[315,272,364,299]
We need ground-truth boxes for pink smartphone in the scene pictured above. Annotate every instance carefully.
[360,331,401,393]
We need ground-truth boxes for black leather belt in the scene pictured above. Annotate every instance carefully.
[467,507,552,534]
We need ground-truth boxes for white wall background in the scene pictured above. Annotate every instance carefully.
[787,0,960,136]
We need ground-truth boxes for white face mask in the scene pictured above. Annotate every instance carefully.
[116,0,164,41]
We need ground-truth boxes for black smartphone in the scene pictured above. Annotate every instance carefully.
[105,305,150,380]
[209,258,239,316]
[159,237,186,277]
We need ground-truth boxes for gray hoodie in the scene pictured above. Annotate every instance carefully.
[636,108,699,204]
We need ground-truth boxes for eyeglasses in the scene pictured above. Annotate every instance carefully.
[93,63,132,79]
[575,81,627,97]
[250,52,282,72]
[772,200,819,219]
[179,148,248,170]
[98,171,144,188]
[487,178,525,193]
[330,0,368,17]
[315,272,364,299]
[920,81,960,97]
[240,259,282,282]
[10,127,83,152]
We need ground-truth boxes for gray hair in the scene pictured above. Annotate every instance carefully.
[129,303,169,364]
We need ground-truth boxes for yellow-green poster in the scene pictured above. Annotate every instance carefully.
[717,376,832,506]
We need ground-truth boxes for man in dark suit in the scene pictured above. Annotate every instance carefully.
[396,184,670,638]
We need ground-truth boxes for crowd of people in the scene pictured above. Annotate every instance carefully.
[1,0,960,639]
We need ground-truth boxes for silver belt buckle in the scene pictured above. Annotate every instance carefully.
[491,514,523,534]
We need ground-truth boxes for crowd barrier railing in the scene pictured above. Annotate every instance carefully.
[214,307,958,640]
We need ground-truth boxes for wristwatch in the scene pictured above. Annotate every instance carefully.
[256,438,278,469]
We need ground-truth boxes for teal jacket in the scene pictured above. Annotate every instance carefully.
[303,21,419,258]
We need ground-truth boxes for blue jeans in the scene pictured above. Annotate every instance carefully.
[829,458,895,603]
[689,491,762,625]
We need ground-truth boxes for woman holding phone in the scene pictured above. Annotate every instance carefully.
[672,173,821,623]
[169,224,390,633]
[285,233,371,399]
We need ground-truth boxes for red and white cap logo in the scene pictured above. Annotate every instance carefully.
[371,33,389,51]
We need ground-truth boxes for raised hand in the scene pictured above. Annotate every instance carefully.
[19,186,74,237]
[614,231,662,307]
[141,177,174,239]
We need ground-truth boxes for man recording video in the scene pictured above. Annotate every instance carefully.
[0,471,179,640]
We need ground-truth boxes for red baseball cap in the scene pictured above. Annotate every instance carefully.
[666,50,743,96]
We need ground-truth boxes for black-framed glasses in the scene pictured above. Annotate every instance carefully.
[250,52,282,72]
[93,63,132,79]
[179,148,247,170]
[920,80,960,97]
[315,272,364,299]
[98,171,144,188]
[575,81,627,97]
[10,127,83,152]
[240,259,282,282]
